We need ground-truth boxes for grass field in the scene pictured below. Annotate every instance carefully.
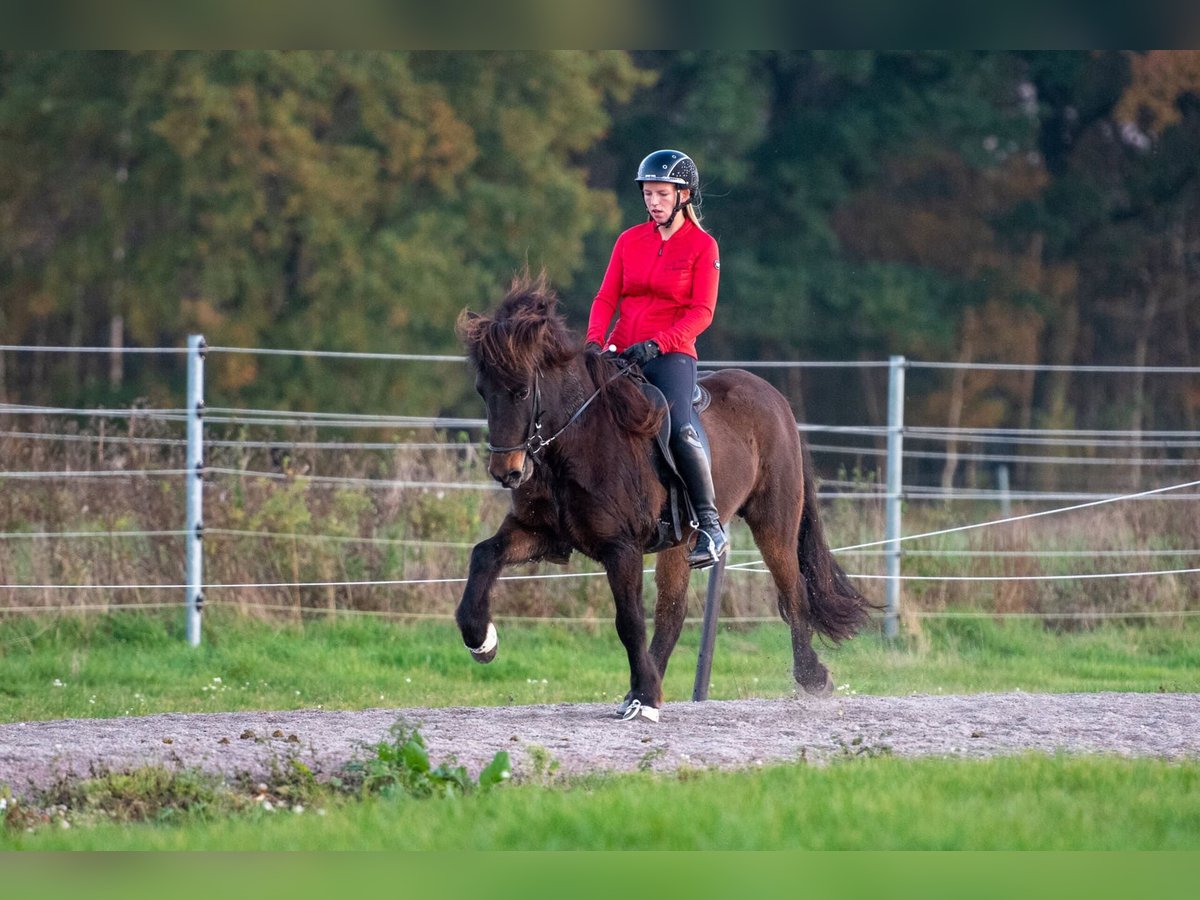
[5,754,1200,850]
[2,610,1199,850]
[3,610,1200,722]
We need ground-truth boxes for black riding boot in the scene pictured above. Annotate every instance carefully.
[674,424,728,569]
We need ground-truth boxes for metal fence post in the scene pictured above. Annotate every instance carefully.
[996,463,1012,518]
[185,334,206,647]
[884,355,906,639]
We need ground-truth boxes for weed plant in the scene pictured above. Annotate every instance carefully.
[2,720,509,838]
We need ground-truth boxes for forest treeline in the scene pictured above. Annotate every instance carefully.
[1,51,1198,436]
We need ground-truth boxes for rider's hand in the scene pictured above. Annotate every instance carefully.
[587,340,619,360]
[619,340,661,366]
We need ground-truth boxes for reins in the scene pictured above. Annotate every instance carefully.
[486,361,634,457]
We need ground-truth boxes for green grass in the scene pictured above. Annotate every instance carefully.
[4,611,1199,850]
[3,610,1200,723]
[4,754,1200,850]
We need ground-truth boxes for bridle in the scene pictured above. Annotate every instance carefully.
[485,363,632,457]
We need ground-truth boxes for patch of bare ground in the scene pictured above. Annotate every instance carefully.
[2,692,1198,799]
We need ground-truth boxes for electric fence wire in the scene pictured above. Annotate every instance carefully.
[0,468,191,480]
[18,342,1196,374]
[4,600,1198,623]
[7,524,1197,561]
[0,430,481,452]
[815,476,1200,556]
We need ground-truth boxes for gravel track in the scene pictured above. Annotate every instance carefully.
[2,692,1198,799]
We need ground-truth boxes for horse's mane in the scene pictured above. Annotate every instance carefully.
[583,351,664,440]
[457,271,662,439]
[457,271,575,386]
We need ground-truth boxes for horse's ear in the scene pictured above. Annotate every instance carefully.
[455,308,484,343]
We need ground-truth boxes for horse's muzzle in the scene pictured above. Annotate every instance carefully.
[489,451,531,489]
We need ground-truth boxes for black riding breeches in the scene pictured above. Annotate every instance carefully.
[642,352,709,453]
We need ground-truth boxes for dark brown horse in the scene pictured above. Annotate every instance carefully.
[456,273,873,721]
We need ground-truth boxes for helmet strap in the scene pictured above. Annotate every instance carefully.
[655,189,691,232]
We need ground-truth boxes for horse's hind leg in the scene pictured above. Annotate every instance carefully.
[743,503,835,697]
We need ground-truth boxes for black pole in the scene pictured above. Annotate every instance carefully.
[692,554,726,701]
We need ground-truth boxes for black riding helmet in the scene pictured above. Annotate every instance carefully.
[635,149,700,226]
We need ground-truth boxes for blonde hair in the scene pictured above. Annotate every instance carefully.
[684,201,705,230]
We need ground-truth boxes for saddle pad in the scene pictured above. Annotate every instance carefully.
[694,371,715,413]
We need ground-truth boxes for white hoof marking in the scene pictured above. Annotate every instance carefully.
[467,622,498,656]
[620,699,660,723]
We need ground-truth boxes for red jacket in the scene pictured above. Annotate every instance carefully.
[586,218,720,359]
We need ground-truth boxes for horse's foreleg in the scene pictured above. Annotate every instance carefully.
[648,546,691,679]
[457,517,551,664]
[614,548,688,719]
[604,545,662,720]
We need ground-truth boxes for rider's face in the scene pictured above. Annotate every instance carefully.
[642,182,689,226]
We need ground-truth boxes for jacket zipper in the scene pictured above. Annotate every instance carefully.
[627,232,665,342]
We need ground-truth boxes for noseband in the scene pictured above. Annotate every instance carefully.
[485,365,631,458]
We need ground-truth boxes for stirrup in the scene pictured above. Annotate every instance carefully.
[687,528,727,570]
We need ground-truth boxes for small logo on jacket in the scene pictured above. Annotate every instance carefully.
[714,260,721,269]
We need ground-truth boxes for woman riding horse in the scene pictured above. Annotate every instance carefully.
[586,149,727,570]
[457,276,875,721]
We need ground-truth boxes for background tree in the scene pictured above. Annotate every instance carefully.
[0,51,648,415]
[581,52,1043,432]
[2,51,1196,480]
[1015,51,1200,452]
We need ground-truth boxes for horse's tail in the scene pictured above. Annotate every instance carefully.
[797,447,877,642]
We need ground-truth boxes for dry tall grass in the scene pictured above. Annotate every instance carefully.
[2,418,1196,629]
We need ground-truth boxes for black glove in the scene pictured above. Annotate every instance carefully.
[619,339,661,366]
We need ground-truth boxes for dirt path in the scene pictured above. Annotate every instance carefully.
[2,692,1198,798]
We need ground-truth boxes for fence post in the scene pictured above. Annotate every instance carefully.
[884,355,906,639]
[996,463,1012,518]
[185,334,206,647]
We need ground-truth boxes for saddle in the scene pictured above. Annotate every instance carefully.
[639,373,714,554]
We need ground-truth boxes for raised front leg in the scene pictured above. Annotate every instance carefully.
[457,515,555,664]
[603,543,662,721]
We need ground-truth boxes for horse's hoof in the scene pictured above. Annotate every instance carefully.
[619,699,660,723]
[466,622,498,664]
[796,670,835,698]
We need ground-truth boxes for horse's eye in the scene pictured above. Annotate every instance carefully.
[513,386,530,401]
